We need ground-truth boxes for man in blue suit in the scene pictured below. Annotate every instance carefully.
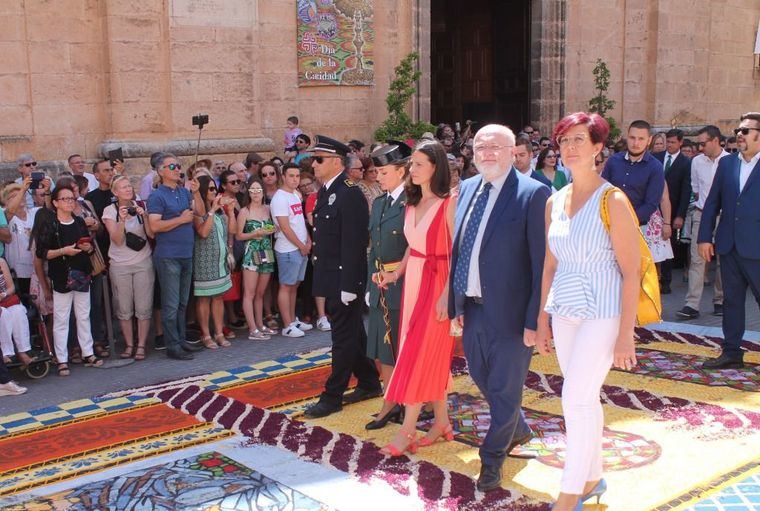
[448,124,550,491]
[698,112,760,369]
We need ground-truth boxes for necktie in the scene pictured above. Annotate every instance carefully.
[453,182,492,296]
[664,155,672,174]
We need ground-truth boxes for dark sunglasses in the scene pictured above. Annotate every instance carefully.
[164,163,182,171]
[24,161,38,167]
[313,155,340,164]
[226,179,239,185]
[734,127,760,136]
[262,172,276,177]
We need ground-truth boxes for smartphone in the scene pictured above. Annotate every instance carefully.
[29,171,45,189]
[108,147,124,167]
[77,236,92,247]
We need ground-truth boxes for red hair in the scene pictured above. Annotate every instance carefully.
[552,112,610,145]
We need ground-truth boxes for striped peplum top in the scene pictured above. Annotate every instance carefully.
[544,182,623,319]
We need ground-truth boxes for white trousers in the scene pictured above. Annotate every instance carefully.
[553,315,619,494]
[53,291,94,363]
[0,304,31,357]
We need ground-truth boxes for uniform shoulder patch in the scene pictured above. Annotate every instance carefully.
[344,179,355,187]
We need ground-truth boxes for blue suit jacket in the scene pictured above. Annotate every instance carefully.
[448,169,550,338]
[698,153,760,259]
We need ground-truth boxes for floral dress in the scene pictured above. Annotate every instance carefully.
[241,219,275,273]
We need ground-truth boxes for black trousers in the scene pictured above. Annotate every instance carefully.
[660,232,688,285]
[319,297,380,406]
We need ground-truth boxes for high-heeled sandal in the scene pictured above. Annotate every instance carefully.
[120,344,134,359]
[134,346,146,361]
[201,336,218,349]
[215,334,231,347]
[380,432,418,457]
[418,422,454,447]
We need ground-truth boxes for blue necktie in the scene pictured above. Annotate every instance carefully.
[453,182,492,296]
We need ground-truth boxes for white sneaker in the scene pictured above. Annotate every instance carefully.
[294,318,313,331]
[282,325,305,338]
[316,316,332,331]
[0,381,27,396]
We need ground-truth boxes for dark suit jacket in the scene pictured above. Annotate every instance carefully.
[530,170,553,189]
[367,191,407,309]
[311,173,369,298]
[698,153,760,259]
[448,170,550,338]
[654,151,691,221]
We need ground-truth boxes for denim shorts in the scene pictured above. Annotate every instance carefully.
[275,250,307,285]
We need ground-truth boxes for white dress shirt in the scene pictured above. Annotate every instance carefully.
[323,172,342,191]
[461,170,511,297]
[691,150,728,209]
[664,151,680,172]
[389,183,404,205]
[739,151,760,193]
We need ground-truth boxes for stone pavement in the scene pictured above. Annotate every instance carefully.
[1,264,757,418]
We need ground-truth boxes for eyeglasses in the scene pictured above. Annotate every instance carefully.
[249,188,263,193]
[56,197,76,203]
[734,127,760,136]
[523,130,534,135]
[226,179,240,185]
[262,172,276,177]
[23,161,38,167]
[313,155,341,164]
[474,144,513,153]
[298,182,313,188]
[163,163,182,171]
[545,154,557,158]
[557,134,589,148]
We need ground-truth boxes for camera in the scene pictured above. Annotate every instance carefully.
[192,114,209,129]
[29,171,45,190]
[127,206,138,216]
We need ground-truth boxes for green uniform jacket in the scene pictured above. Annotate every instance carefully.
[366,191,408,310]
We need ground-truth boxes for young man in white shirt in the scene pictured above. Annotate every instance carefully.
[271,164,313,337]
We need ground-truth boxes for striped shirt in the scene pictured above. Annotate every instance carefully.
[544,182,622,319]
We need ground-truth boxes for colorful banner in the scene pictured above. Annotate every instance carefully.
[296,0,374,87]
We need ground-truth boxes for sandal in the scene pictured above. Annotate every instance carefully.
[57,362,70,377]
[215,334,231,347]
[265,315,279,329]
[83,355,103,367]
[201,336,218,350]
[134,346,146,361]
[120,345,135,359]
[261,326,278,335]
[94,344,110,358]
[70,347,83,364]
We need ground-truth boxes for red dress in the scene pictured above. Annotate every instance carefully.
[385,198,455,405]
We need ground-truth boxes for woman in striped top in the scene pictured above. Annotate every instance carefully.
[531,112,641,511]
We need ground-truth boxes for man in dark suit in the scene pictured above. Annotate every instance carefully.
[304,136,382,418]
[449,124,550,492]
[654,128,692,293]
[698,112,760,369]
[513,137,554,190]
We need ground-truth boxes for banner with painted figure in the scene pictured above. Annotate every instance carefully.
[297,0,374,86]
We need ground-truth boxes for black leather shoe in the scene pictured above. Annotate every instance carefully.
[713,304,723,316]
[702,353,744,370]
[476,463,502,492]
[304,401,342,419]
[365,404,403,430]
[507,431,535,458]
[167,350,194,360]
[343,386,383,404]
[676,306,700,320]
[181,342,204,352]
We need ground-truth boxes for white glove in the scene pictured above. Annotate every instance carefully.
[364,292,370,306]
[341,291,357,305]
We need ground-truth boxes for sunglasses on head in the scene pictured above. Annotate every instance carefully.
[734,127,760,136]
[313,155,340,164]
[164,163,182,171]
[24,161,38,167]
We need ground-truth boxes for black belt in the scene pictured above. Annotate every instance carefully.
[466,296,484,305]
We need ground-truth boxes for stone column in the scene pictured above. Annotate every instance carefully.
[413,0,431,123]
[530,0,566,133]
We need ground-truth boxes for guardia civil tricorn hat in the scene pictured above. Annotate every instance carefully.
[370,140,412,167]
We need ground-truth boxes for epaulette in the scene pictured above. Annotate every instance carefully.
[344,179,355,187]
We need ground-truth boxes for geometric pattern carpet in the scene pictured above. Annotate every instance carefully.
[0,327,758,510]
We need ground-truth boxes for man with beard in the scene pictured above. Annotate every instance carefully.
[602,120,665,226]
[449,124,549,491]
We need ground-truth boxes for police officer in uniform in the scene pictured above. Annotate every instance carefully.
[304,136,382,419]
[364,141,412,430]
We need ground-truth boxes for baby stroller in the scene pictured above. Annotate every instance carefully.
[3,279,54,379]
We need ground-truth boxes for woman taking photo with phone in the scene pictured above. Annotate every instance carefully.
[102,176,155,361]
[193,175,238,349]
[34,184,103,376]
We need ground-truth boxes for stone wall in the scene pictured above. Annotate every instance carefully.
[0,0,415,171]
[563,0,760,132]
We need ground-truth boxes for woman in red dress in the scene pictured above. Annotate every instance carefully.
[378,140,457,456]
